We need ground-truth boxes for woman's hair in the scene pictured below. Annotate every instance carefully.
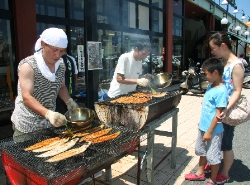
[202,57,224,76]
[208,32,232,51]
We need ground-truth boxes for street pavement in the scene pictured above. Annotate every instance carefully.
[0,85,250,185]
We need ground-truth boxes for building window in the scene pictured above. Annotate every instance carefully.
[139,0,149,4]
[96,0,120,25]
[69,27,84,58]
[173,0,182,16]
[172,39,182,79]
[97,29,121,82]
[0,0,9,10]
[69,0,84,20]
[122,1,136,28]
[173,16,182,37]
[152,0,163,8]
[36,23,66,37]
[0,19,14,90]
[151,36,163,74]
[152,9,163,33]
[36,0,65,18]
[139,5,149,30]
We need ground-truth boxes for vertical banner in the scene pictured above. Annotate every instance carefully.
[87,42,103,70]
[77,45,84,72]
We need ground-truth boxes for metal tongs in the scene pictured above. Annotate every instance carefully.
[145,74,157,94]
[148,83,157,94]
[65,123,74,137]
[64,115,74,137]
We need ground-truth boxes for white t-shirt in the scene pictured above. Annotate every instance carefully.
[108,51,142,98]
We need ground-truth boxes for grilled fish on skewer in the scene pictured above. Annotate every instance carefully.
[90,131,121,144]
[24,137,60,151]
[36,138,79,157]
[46,142,91,162]
[72,124,104,138]
[80,128,112,142]
[32,137,70,152]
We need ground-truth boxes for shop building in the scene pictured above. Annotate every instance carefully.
[0,0,249,114]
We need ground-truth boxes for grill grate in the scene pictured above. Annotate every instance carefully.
[97,90,181,107]
[0,121,140,183]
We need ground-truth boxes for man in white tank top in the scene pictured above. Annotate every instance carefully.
[11,28,79,142]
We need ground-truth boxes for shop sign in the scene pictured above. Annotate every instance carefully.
[87,42,103,70]
[77,45,85,72]
[162,47,165,54]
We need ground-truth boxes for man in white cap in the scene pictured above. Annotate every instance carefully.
[11,28,79,142]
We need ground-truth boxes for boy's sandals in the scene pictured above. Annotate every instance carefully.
[185,173,206,181]
[216,173,230,184]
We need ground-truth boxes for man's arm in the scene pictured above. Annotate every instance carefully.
[19,63,48,117]
[203,108,223,142]
[116,73,137,84]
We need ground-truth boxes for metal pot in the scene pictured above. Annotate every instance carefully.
[64,107,95,127]
[152,72,172,88]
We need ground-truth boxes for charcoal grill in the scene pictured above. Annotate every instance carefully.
[94,90,181,130]
[95,89,181,185]
[0,121,140,185]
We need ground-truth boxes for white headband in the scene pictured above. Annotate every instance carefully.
[35,28,68,52]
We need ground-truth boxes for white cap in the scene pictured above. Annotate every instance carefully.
[35,28,68,52]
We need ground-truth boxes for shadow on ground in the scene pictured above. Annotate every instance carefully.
[85,143,191,185]
[227,159,250,183]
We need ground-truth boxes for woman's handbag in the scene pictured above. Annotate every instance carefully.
[223,95,250,126]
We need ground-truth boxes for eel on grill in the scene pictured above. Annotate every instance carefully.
[45,142,91,162]
[24,137,60,151]
[32,137,70,152]
[80,128,112,142]
[36,138,79,157]
[90,131,121,144]
[72,124,104,138]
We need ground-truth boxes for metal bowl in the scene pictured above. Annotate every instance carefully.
[64,107,95,127]
[152,72,172,88]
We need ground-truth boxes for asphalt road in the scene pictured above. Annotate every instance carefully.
[182,116,250,185]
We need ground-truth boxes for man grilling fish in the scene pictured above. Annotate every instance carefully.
[11,28,79,143]
[108,40,152,98]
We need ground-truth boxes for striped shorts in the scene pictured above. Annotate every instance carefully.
[195,129,223,165]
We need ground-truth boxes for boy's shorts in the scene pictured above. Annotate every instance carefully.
[221,123,235,151]
[195,129,223,165]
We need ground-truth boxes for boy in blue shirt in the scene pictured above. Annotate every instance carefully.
[185,57,229,185]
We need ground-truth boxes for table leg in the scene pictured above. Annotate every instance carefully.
[171,111,178,169]
[146,130,155,185]
[137,143,141,185]
[105,165,112,182]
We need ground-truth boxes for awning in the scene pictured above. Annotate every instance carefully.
[227,31,250,45]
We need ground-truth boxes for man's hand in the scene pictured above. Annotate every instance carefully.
[45,110,66,127]
[202,131,212,142]
[66,98,79,111]
[137,78,149,87]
